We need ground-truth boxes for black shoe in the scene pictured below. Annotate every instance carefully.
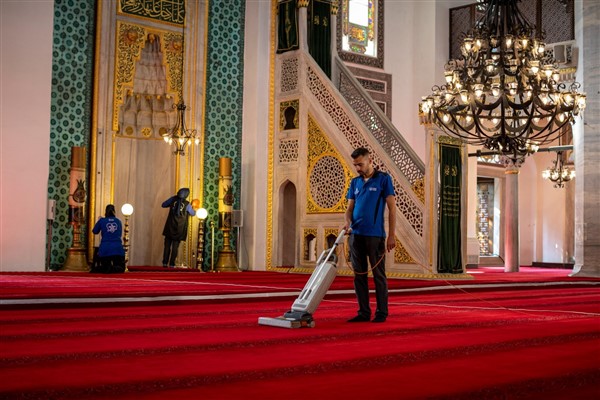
[372,316,387,323]
[347,315,370,322]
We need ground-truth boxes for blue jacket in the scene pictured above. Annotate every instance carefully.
[92,217,125,257]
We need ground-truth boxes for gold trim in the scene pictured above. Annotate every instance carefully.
[266,0,277,270]
[87,0,103,261]
[331,0,339,15]
[429,130,434,267]
[112,22,146,132]
[412,177,425,203]
[268,268,474,280]
[279,99,300,130]
[303,228,318,262]
[198,0,209,207]
[438,135,463,146]
[323,228,339,249]
[394,236,416,264]
[110,133,116,202]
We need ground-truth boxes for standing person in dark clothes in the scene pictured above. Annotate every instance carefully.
[92,204,125,273]
[161,188,197,267]
[343,148,396,323]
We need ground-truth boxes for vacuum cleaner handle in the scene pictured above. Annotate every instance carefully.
[321,229,346,265]
[334,229,346,245]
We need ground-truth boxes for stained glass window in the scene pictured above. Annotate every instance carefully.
[342,0,376,58]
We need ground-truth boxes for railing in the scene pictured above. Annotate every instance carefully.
[275,48,428,265]
[332,57,425,186]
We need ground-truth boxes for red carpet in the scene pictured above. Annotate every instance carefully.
[1,268,599,399]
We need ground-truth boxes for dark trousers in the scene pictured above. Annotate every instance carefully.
[98,255,125,273]
[162,237,181,266]
[349,234,388,319]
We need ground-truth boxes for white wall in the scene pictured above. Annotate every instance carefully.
[534,152,568,263]
[386,0,472,161]
[0,1,54,271]
[241,0,271,270]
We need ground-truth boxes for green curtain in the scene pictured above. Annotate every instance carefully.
[437,144,463,273]
[277,0,299,53]
[308,0,331,77]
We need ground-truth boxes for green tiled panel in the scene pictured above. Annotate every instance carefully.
[47,0,96,269]
[203,0,245,266]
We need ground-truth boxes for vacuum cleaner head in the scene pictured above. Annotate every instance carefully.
[258,230,346,329]
[258,316,314,329]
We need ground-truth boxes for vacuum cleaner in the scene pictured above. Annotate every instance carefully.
[258,229,346,328]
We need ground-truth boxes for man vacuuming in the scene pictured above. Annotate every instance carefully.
[343,148,396,323]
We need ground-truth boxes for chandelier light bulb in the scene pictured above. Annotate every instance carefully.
[542,169,550,179]
[564,93,573,105]
[520,37,528,49]
[529,60,539,74]
[460,90,469,103]
[537,42,545,54]
[474,84,484,98]
[464,37,473,52]
[444,71,453,84]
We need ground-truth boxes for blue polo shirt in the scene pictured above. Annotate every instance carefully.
[347,170,395,237]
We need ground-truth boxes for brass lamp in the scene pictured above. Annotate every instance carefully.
[121,203,134,271]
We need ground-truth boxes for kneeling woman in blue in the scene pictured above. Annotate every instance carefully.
[92,204,126,273]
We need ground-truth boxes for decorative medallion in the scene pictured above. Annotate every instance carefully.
[306,115,353,213]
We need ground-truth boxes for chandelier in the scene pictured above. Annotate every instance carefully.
[162,22,199,156]
[163,100,199,156]
[542,151,575,188]
[420,0,586,163]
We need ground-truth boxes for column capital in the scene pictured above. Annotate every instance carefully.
[502,157,523,172]
[331,1,339,15]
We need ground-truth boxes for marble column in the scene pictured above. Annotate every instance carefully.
[330,3,338,59]
[466,146,480,267]
[572,0,600,277]
[298,2,309,52]
[504,163,520,272]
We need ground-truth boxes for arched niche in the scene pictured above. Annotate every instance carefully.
[278,180,297,267]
